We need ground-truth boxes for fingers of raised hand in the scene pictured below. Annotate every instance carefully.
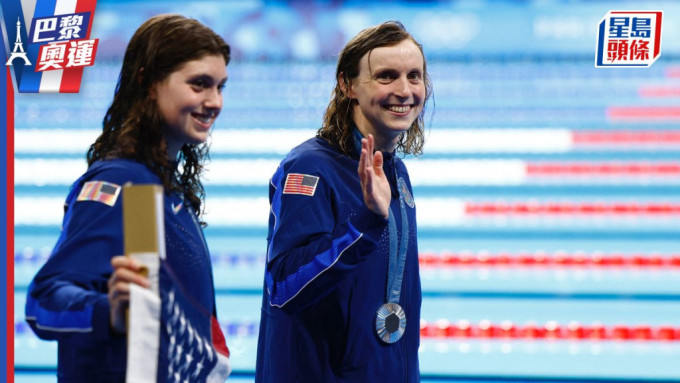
[372,150,384,175]
[358,148,367,182]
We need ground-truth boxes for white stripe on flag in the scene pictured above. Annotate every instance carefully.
[38,0,78,93]
[21,0,37,30]
[126,284,161,383]
[207,353,231,383]
[55,0,78,14]
[38,68,65,93]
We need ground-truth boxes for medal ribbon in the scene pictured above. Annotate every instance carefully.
[386,179,409,304]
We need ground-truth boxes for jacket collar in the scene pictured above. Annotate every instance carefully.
[351,124,395,162]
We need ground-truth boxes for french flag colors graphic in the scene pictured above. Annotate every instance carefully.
[1,0,98,93]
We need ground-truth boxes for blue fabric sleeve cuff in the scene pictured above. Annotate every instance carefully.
[92,294,121,341]
[350,208,388,244]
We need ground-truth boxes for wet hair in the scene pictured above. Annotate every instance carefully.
[87,14,231,218]
[317,20,431,156]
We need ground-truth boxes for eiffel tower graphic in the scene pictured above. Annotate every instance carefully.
[6,18,31,66]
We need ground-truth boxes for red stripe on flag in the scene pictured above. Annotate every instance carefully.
[283,173,317,196]
[60,0,98,92]
[212,316,230,358]
[76,0,98,37]
[86,183,97,199]
[60,66,84,93]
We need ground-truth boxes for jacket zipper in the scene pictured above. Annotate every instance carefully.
[187,202,210,257]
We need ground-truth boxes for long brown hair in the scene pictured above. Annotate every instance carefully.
[317,21,431,156]
[87,14,230,217]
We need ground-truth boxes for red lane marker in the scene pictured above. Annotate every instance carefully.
[418,252,680,268]
[607,107,680,121]
[465,202,680,215]
[573,131,680,145]
[420,320,680,341]
[639,86,680,98]
[666,66,680,78]
[527,163,680,175]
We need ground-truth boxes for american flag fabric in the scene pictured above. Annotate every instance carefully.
[282,173,319,196]
[127,261,231,383]
[76,180,121,206]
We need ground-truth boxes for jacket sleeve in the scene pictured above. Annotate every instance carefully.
[265,154,388,313]
[25,164,152,344]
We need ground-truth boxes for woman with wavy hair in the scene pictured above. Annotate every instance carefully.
[257,21,431,382]
[26,14,231,382]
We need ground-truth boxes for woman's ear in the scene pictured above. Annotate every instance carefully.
[338,72,354,99]
[140,67,156,99]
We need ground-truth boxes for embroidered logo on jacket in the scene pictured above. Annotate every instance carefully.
[283,173,319,196]
[398,177,415,208]
[76,181,121,206]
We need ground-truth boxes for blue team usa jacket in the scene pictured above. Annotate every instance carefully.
[25,159,227,382]
[256,135,422,382]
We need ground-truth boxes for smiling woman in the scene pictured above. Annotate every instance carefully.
[317,21,432,159]
[23,14,232,383]
[256,21,432,383]
[345,38,426,152]
[153,55,228,156]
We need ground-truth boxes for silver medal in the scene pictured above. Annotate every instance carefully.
[375,302,406,344]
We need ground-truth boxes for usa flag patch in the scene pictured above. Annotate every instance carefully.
[283,173,319,196]
[77,181,121,206]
